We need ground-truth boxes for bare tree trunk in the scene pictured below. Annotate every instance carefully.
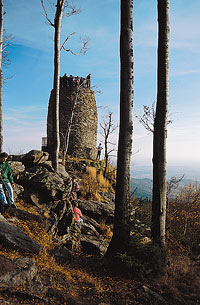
[103,129,109,177]
[51,0,65,170]
[0,0,3,152]
[105,0,134,257]
[151,0,170,247]
[99,112,117,177]
[102,112,111,177]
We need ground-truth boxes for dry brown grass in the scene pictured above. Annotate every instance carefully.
[15,199,41,215]
[81,166,113,201]
[5,209,108,300]
[99,218,113,240]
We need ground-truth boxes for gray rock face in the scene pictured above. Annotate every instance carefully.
[78,199,115,223]
[49,245,72,264]
[0,214,40,254]
[80,233,109,256]
[8,151,74,239]
[0,257,38,289]
[0,256,49,297]
[17,162,71,209]
[21,149,49,169]
[10,161,25,178]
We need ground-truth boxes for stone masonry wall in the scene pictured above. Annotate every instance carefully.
[47,75,97,160]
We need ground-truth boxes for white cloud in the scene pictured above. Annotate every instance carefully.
[3,125,46,155]
[2,105,47,154]
[171,69,200,77]
[170,13,200,51]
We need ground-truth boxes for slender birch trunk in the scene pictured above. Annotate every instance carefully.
[52,0,65,170]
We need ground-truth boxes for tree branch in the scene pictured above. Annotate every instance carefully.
[63,1,81,17]
[41,0,54,27]
[61,35,89,55]
[60,32,76,51]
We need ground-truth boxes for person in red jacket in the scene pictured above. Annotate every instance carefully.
[73,202,83,223]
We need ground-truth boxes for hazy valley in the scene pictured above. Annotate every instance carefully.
[131,165,200,199]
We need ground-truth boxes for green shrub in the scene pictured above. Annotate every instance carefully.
[115,236,168,280]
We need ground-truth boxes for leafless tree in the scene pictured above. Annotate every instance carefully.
[135,101,172,134]
[135,102,155,133]
[41,0,89,170]
[0,3,13,152]
[59,80,85,164]
[167,174,184,202]
[99,112,118,177]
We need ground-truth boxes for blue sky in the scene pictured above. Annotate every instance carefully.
[3,0,200,176]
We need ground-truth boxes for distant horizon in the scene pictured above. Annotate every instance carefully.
[131,163,200,181]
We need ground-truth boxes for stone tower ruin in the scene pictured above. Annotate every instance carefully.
[47,74,97,160]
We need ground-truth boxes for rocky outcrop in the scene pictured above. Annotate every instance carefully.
[7,150,115,258]
[5,207,57,234]
[11,150,72,212]
[9,150,73,237]
[0,257,39,288]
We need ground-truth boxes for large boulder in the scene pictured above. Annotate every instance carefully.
[80,234,109,256]
[0,256,49,297]
[9,161,25,201]
[10,161,25,180]
[13,183,24,201]
[77,199,115,223]
[0,214,40,254]
[21,150,49,169]
[79,218,110,255]
[6,207,57,234]
[49,244,72,265]
[8,154,25,162]
[17,164,72,210]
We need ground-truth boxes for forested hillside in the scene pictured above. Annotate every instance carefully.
[130,177,200,200]
[130,178,153,199]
